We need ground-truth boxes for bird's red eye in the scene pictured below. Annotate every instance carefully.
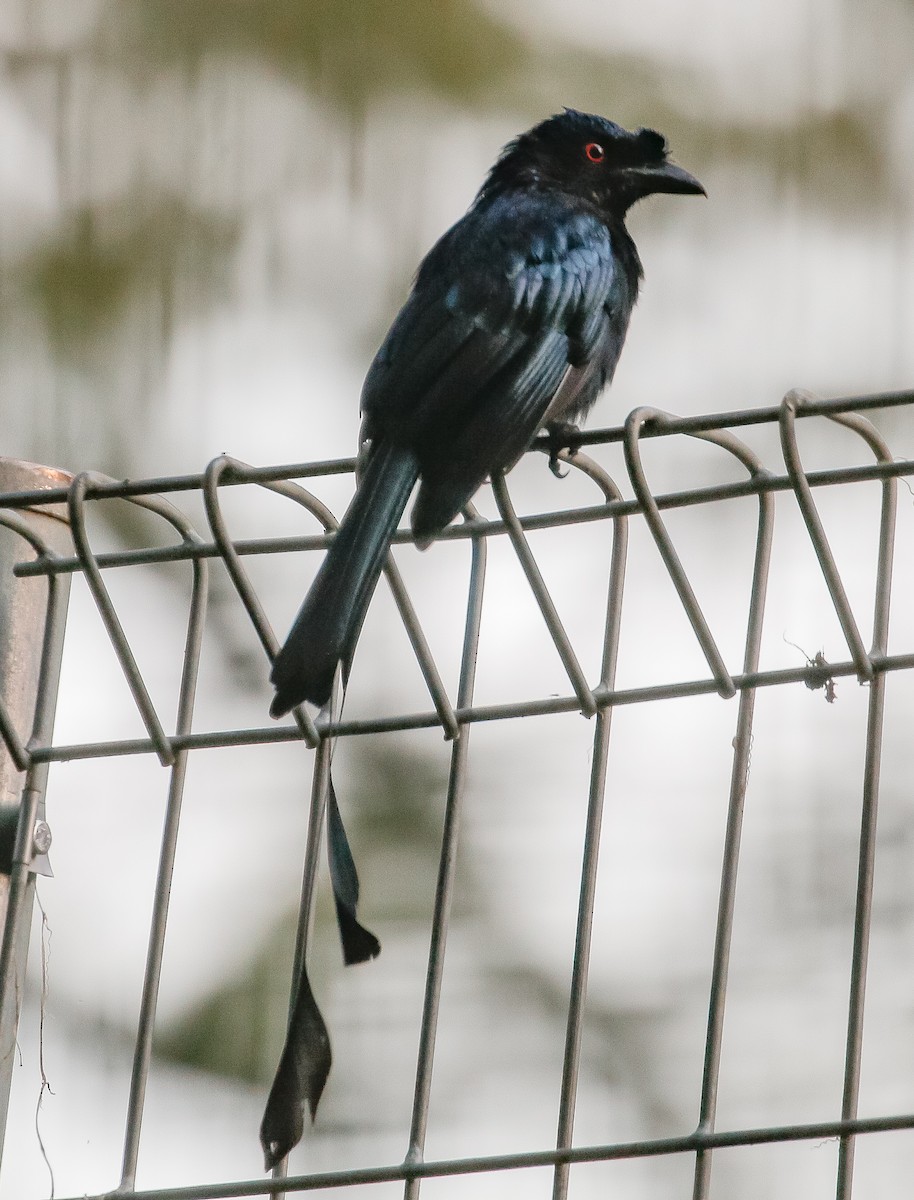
[584,142,605,163]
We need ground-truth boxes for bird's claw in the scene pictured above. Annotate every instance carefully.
[547,421,579,477]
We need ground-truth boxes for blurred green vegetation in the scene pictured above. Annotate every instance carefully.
[5,0,891,411]
[119,0,525,104]
[23,196,239,348]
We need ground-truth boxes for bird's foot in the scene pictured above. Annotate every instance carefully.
[546,421,579,478]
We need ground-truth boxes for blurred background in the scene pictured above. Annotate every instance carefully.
[1,0,914,1196]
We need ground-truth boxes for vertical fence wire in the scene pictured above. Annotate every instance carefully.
[551,451,628,1200]
[403,504,486,1199]
[827,412,897,1200]
[0,390,911,1200]
[689,436,774,1200]
[111,489,211,1190]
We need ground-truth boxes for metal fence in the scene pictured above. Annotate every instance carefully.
[0,388,913,1200]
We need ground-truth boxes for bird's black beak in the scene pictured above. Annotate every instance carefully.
[626,160,706,197]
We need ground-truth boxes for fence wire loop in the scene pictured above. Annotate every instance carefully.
[778,390,878,682]
[490,470,598,716]
[623,408,737,699]
[823,407,897,660]
[202,455,323,748]
[67,472,176,765]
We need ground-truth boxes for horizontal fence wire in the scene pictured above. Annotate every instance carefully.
[0,387,912,1200]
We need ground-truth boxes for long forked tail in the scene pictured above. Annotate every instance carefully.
[270,440,419,716]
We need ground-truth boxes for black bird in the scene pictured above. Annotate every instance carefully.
[270,109,703,717]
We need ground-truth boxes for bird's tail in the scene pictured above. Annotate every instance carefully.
[270,440,419,716]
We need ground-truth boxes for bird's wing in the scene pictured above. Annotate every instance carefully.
[361,196,618,539]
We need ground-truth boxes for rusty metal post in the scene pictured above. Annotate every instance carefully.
[0,458,73,1162]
